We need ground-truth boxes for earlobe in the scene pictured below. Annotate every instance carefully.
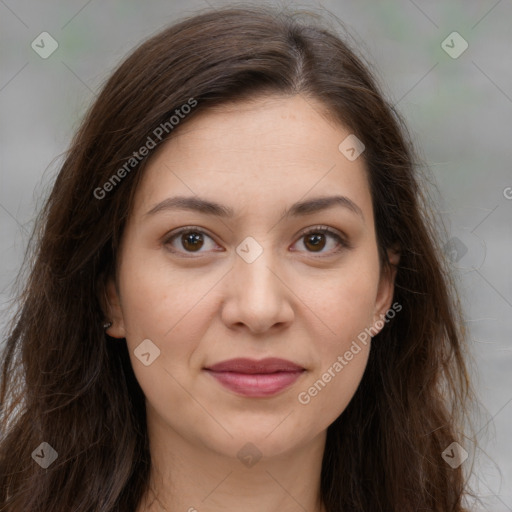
[100,276,126,339]
[372,247,400,329]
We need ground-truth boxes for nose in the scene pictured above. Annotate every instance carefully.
[220,246,295,335]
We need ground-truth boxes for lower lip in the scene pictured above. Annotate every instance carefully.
[204,370,304,397]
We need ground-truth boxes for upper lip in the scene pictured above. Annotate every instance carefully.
[204,357,305,374]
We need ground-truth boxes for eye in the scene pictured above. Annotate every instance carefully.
[292,225,349,256]
[163,225,349,258]
[163,226,221,257]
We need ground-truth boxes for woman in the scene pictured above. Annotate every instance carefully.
[0,6,475,511]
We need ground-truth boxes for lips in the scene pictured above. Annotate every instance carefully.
[206,357,304,373]
[204,357,305,397]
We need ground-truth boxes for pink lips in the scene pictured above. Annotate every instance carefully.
[204,357,305,397]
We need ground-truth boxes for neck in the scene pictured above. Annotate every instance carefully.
[136,412,328,512]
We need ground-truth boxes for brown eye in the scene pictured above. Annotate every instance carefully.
[163,225,348,258]
[181,231,204,252]
[303,232,327,252]
[164,227,219,256]
[294,226,348,256]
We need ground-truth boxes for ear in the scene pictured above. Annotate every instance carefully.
[99,274,126,339]
[372,246,400,329]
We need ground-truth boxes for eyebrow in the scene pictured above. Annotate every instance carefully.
[145,194,364,221]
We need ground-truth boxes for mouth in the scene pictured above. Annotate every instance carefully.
[203,357,306,398]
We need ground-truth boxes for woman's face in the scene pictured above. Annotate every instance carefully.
[106,94,397,459]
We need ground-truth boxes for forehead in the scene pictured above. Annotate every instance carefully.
[132,94,372,221]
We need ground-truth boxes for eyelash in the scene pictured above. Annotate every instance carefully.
[162,225,350,258]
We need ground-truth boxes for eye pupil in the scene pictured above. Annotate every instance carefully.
[182,232,204,251]
[304,233,326,252]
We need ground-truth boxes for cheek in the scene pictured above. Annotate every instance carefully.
[117,249,220,366]
[296,286,373,431]
[297,344,370,433]
[119,247,184,333]
[117,252,215,419]
[293,257,378,424]
[305,257,380,355]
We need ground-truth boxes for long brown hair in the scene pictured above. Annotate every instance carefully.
[1,6,475,511]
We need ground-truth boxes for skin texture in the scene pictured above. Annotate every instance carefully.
[105,94,399,512]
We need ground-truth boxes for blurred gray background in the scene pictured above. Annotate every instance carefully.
[1,0,511,509]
